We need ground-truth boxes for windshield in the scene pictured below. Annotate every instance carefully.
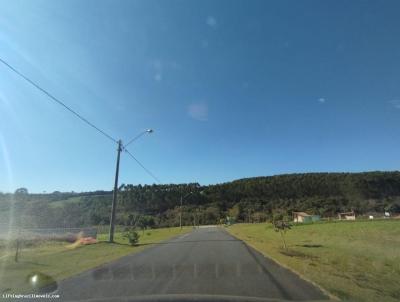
[1,1,399,302]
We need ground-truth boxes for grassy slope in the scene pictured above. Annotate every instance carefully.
[48,196,84,208]
[48,194,112,208]
[228,220,400,302]
[0,227,191,294]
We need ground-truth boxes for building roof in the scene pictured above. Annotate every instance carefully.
[293,212,310,217]
[339,211,355,215]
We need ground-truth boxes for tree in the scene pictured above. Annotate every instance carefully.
[137,215,155,234]
[228,204,241,221]
[14,188,28,195]
[204,206,220,224]
[273,220,292,250]
[13,187,29,202]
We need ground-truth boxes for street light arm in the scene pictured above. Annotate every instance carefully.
[124,129,153,148]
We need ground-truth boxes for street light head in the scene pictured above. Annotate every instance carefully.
[124,129,154,148]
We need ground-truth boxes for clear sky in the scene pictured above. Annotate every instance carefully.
[1,0,400,193]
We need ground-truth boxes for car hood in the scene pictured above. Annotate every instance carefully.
[77,294,331,302]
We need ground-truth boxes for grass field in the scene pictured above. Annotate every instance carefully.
[47,196,84,208]
[0,226,191,294]
[227,220,400,302]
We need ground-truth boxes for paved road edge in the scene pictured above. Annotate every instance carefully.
[56,229,194,285]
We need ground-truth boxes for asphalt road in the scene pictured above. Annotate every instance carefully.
[56,226,329,301]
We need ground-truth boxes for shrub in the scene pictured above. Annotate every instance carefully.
[122,227,140,246]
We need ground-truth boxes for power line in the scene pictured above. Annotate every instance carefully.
[0,56,161,183]
[0,57,161,243]
[0,57,117,144]
[124,148,161,184]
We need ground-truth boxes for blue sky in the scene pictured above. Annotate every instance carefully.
[1,0,400,193]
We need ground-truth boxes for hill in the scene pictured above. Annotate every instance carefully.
[1,171,400,228]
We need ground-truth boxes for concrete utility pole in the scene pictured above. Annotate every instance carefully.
[14,227,21,262]
[108,129,153,243]
[179,192,194,229]
[179,195,183,229]
[109,140,122,243]
[0,58,158,244]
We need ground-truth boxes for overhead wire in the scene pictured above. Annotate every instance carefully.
[124,148,161,184]
[0,57,118,144]
[0,57,160,183]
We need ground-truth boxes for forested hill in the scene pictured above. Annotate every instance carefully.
[208,171,400,204]
[204,171,400,217]
[1,171,400,228]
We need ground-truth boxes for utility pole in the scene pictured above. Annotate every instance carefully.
[108,130,153,242]
[179,195,183,229]
[179,191,194,229]
[109,139,122,243]
[0,57,157,243]
[14,227,21,262]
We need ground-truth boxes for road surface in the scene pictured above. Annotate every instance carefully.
[56,226,329,301]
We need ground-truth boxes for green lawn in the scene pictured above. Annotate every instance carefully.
[227,220,400,302]
[0,226,191,294]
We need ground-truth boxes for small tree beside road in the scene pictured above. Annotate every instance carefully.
[122,227,140,246]
[273,220,292,250]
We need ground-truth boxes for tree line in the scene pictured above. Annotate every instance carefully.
[1,171,400,228]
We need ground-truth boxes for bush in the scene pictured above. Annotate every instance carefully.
[122,227,140,246]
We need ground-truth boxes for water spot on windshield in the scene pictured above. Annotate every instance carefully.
[26,272,57,293]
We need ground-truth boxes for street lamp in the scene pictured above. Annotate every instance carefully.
[194,191,205,228]
[180,192,193,229]
[179,190,205,229]
[108,129,154,243]
[124,129,153,148]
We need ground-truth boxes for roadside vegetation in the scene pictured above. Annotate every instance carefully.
[227,219,400,302]
[0,226,190,294]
